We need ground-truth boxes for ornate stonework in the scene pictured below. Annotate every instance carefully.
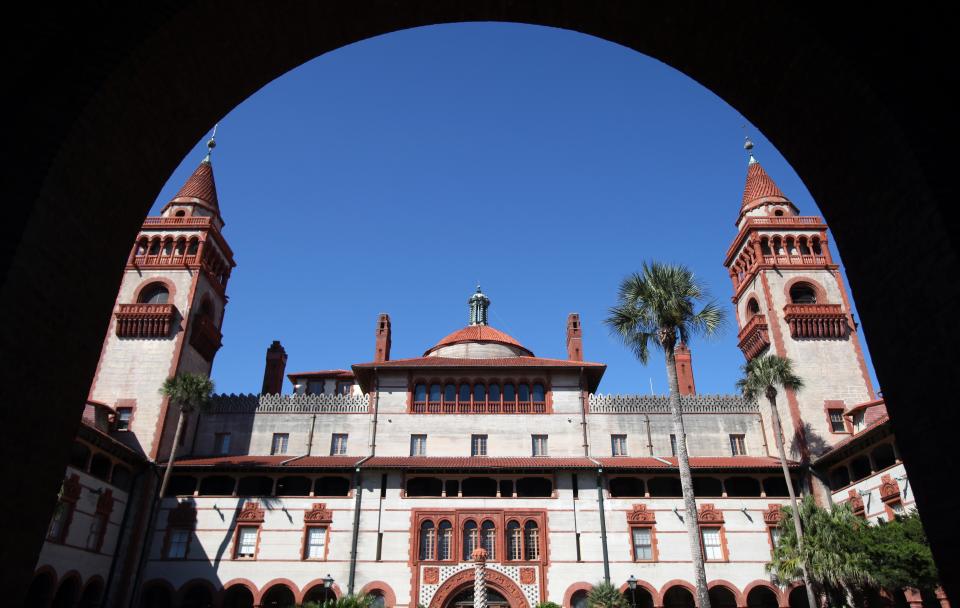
[423,567,439,585]
[879,474,901,502]
[847,489,865,516]
[61,474,82,503]
[628,504,656,523]
[95,489,115,515]
[519,568,536,585]
[762,504,783,525]
[237,501,265,523]
[304,502,333,523]
[698,503,724,523]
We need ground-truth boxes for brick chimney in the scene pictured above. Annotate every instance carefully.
[374,313,391,362]
[675,342,696,395]
[566,313,583,361]
[261,340,288,395]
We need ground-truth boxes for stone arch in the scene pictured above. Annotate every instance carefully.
[782,276,828,305]
[617,580,660,608]
[177,578,218,608]
[300,579,343,605]
[78,576,105,608]
[707,580,744,607]
[133,276,177,304]
[140,579,177,608]
[742,581,784,608]
[25,566,57,608]
[428,568,528,608]
[658,581,697,608]
[563,583,593,608]
[258,579,300,606]
[360,581,397,608]
[221,579,257,608]
[52,570,82,608]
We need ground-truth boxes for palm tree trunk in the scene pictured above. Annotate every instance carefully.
[157,407,186,499]
[767,393,818,608]
[665,347,712,608]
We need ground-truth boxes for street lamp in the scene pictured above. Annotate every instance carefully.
[627,575,637,608]
[323,574,335,589]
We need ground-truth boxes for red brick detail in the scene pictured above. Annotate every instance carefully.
[261,340,288,395]
[698,503,724,524]
[674,343,696,395]
[375,314,392,363]
[62,474,82,502]
[519,568,536,585]
[422,567,439,585]
[879,475,901,503]
[627,504,656,524]
[847,489,865,517]
[428,568,528,608]
[762,504,783,525]
[738,314,771,360]
[188,313,222,360]
[303,503,333,524]
[359,582,397,608]
[783,304,849,339]
[115,304,177,338]
[563,583,596,608]
[425,325,532,357]
[237,501,265,524]
[566,314,583,362]
[95,489,114,515]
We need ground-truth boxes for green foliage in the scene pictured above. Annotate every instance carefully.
[604,261,725,364]
[586,581,628,608]
[536,602,562,608]
[860,510,939,592]
[736,353,804,402]
[159,372,215,413]
[300,594,374,608]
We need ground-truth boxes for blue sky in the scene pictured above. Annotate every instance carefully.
[149,22,878,396]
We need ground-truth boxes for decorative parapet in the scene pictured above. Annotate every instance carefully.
[208,392,370,414]
[588,393,756,414]
[115,303,177,338]
[783,304,849,339]
[737,314,771,360]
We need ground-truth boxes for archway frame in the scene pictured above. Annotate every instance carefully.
[428,568,528,608]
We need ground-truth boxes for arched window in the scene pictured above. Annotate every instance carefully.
[463,521,479,559]
[148,238,161,255]
[503,383,516,402]
[162,238,173,255]
[444,384,456,403]
[174,209,186,217]
[532,383,545,402]
[488,383,501,402]
[747,298,761,317]
[138,283,169,304]
[414,384,427,403]
[506,521,522,560]
[438,520,453,560]
[473,384,486,404]
[518,384,530,403]
[187,237,199,255]
[175,238,186,255]
[429,384,442,404]
[419,521,436,561]
[524,520,540,560]
[481,520,496,559]
[459,384,471,404]
[872,443,896,470]
[789,283,817,304]
[89,453,112,480]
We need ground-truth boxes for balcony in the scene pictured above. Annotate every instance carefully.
[737,314,771,359]
[115,304,176,338]
[783,304,849,339]
[189,314,222,361]
[411,400,547,414]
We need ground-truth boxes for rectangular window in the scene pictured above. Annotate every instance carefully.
[116,408,132,431]
[670,434,677,457]
[214,432,231,455]
[729,434,747,456]
[271,433,289,455]
[330,434,348,455]
[47,501,70,542]
[701,527,723,561]
[410,434,427,456]
[306,380,326,395]
[768,526,781,554]
[829,409,847,433]
[611,434,628,457]
[336,381,352,396]
[305,526,327,559]
[632,527,653,561]
[471,434,488,457]
[532,435,548,457]
[86,514,105,551]
[236,526,258,558]
[167,528,189,559]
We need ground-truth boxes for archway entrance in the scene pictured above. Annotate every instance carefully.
[446,588,510,608]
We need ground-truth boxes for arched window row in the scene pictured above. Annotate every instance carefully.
[405,475,553,498]
[827,442,901,491]
[730,233,829,289]
[163,474,352,498]
[417,515,543,563]
[412,380,548,414]
[608,475,799,498]
[68,440,135,491]
[132,234,202,265]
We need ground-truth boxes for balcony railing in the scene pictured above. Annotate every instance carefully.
[760,253,828,266]
[411,400,547,414]
[189,315,222,360]
[115,304,176,338]
[131,253,202,267]
[737,314,771,359]
[141,216,213,228]
[743,216,824,227]
[783,304,849,339]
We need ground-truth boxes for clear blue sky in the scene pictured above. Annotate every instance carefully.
[149,22,878,396]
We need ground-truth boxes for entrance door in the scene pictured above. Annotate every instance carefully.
[448,587,510,608]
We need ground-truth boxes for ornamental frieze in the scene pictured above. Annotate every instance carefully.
[627,504,656,523]
[237,501,265,523]
[762,504,783,525]
[697,503,724,523]
[879,474,901,502]
[304,503,333,523]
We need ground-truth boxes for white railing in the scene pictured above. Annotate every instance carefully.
[209,393,370,414]
[588,394,757,414]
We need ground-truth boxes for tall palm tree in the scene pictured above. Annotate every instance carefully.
[736,354,817,608]
[157,372,215,498]
[605,262,725,608]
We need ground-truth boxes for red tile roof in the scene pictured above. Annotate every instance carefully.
[425,325,532,356]
[362,456,596,469]
[597,456,799,470]
[287,369,355,379]
[814,415,891,464]
[167,160,220,213]
[742,161,789,210]
[173,455,359,468]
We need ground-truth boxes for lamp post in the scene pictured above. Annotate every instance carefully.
[324,574,335,602]
[627,575,637,608]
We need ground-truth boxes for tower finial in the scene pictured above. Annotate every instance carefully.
[204,124,218,163]
[468,285,490,326]
[742,126,758,165]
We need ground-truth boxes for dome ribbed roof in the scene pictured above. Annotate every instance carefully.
[424,325,532,356]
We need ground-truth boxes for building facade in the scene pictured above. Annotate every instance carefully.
[27,140,945,608]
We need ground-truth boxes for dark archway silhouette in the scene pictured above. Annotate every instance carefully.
[5,3,958,600]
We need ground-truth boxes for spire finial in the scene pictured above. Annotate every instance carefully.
[742,126,758,165]
[468,285,490,326]
[203,124,218,163]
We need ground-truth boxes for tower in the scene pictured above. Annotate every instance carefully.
[724,138,875,457]
[88,131,236,460]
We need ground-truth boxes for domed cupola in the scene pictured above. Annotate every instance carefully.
[424,286,533,358]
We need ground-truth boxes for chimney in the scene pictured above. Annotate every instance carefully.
[374,313,391,362]
[566,313,583,361]
[261,340,288,395]
[675,342,696,395]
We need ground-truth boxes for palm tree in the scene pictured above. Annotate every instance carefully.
[736,354,817,608]
[157,372,215,498]
[605,262,725,608]
[586,581,628,608]
[769,496,873,606]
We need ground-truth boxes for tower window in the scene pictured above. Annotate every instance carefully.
[330,434,348,455]
[729,434,747,456]
[828,410,847,433]
[747,298,761,317]
[531,435,548,457]
[471,434,488,457]
[410,434,427,456]
[789,283,818,304]
[271,433,289,455]
[774,209,784,217]
[138,283,169,304]
[611,434,628,457]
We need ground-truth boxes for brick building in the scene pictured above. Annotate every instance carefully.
[25,138,944,608]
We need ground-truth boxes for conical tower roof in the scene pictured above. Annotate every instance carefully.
[737,138,798,223]
[168,159,220,213]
